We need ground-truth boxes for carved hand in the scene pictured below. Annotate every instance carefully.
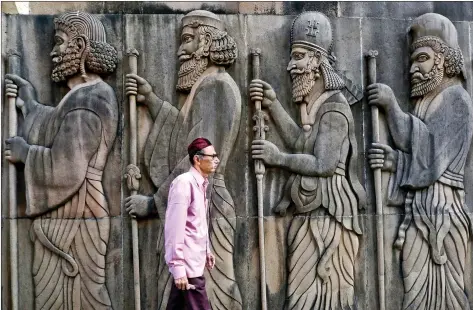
[249,79,276,108]
[5,73,38,117]
[206,253,215,270]
[4,136,29,163]
[124,195,153,218]
[367,83,398,111]
[126,73,153,104]
[252,139,282,167]
[174,276,195,290]
[368,143,398,172]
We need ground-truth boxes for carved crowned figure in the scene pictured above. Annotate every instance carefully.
[250,11,366,309]
[368,13,472,309]
[4,11,118,309]
[125,10,243,310]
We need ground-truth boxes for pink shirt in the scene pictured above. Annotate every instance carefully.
[165,167,210,279]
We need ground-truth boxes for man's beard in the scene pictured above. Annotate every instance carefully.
[290,68,317,103]
[51,43,81,83]
[176,51,209,92]
[410,64,444,98]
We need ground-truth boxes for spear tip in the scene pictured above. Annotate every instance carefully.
[251,48,261,56]
[367,50,378,58]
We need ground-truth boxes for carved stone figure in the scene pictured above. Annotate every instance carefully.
[367,13,472,310]
[4,11,118,309]
[124,10,242,309]
[250,11,366,309]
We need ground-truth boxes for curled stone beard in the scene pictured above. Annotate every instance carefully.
[176,50,209,93]
[290,68,317,103]
[51,42,81,83]
[411,64,444,98]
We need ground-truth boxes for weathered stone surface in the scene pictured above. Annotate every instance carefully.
[2,4,473,310]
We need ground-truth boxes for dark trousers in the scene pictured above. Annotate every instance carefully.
[166,276,211,310]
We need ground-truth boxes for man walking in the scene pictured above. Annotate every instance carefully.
[165,138,217,310]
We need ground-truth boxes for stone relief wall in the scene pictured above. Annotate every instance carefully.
[2,3,473,310]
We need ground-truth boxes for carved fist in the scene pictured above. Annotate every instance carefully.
[4,136,29,163]
[368,143,398,172]
[367,83,398,111]
[249,79,277,108]
[124,195,153,218]
[126,73,153,104]
[252,139,282,167]
[5,74,38,117]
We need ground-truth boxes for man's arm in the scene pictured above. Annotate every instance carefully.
[252,111,348,177]
[164,176,190,280]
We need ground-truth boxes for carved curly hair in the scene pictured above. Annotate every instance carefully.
[197,25,238,65]
[86,40,118,75]
[411,36,464,78]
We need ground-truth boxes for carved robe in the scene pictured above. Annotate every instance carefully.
[275,90,365,310]
[143,66,243,310]
[21,79,117,309]
[388,82,473,310]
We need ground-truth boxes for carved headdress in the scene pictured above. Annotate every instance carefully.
[408,13,464,78]
[53,11,118,79]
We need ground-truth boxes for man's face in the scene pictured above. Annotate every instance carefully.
[177,26,200,62]
[287,46,318,102]
[196,145,219,176]
[410,46,444,97]
[287,47,312,74]
[50,29,81,82]
[176,25,209,92]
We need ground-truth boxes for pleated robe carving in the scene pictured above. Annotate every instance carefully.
[21,80,117,310]
[387,83,473,310]
[143,68,243,310]
[276,92,366,310]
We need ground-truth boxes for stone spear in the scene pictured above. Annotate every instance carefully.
[367,50,385,310]
[6,50,21,310]
[251,48,268,310]
[125,48,142,310]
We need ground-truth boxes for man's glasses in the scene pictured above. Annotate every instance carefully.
[197,152,219,159]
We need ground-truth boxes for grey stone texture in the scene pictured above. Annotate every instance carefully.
[2,2,473,310]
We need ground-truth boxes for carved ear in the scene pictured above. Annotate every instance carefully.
[75,36,86,52]
[203,33,212,50]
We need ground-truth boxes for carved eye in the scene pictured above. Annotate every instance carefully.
[182,35,193,43]
[55,36,64,45]
[417,54,429,62]
[292,53,304,61]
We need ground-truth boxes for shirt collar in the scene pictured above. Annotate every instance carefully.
[189,166,208,188]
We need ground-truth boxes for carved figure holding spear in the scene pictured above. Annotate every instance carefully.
[250,11,365,309]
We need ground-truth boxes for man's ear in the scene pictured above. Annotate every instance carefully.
[203,33,212,51]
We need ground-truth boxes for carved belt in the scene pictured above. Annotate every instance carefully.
[86,166,103,181]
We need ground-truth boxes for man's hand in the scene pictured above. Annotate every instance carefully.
[368,143,398,172]
[252,140,282,167]
[4,136,29,163]
[5,74,38,118]
[367,83,398,111]
[206,253,215,270]
[125,73,153,104]
[125,195,153,218]
[249,79,276,108]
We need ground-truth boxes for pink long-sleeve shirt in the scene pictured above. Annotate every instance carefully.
[165,167,210,279]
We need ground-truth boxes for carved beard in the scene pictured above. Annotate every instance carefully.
[51,42,81,83]
[290,68,317,103]
[176,50,209,92]
[410,64,444,98]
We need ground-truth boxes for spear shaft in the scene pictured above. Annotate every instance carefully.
[367,50,385,310]
[6,50,21,310]
[127,48,141,310]
[251,48,267,310]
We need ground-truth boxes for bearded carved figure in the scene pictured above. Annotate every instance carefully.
[250,11,366,309]
[125,10,243,310]
[368,13,472,309]
[4,11,118,309]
